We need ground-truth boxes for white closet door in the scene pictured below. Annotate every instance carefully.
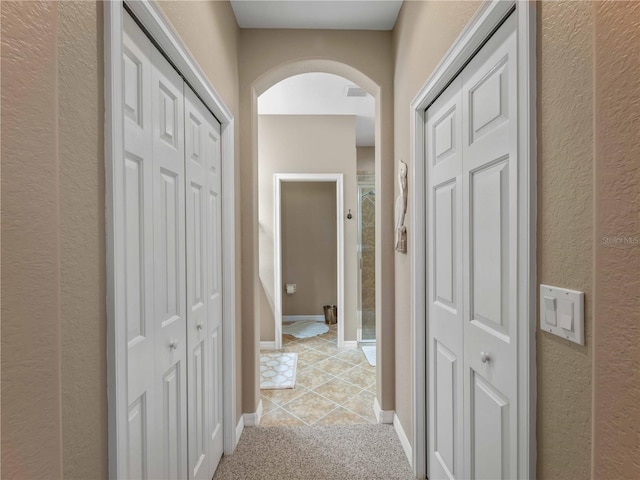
[426,75,464,480]
[203,94,224,475]
[123,13,157,479]
[461,14,517,480]
[123,12,188,479]
[121,12,224,480]
[151,39,188,480]
[185,86,223,480]
[426,12,518,480]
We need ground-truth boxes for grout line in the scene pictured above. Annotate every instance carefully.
[263,328,377,426]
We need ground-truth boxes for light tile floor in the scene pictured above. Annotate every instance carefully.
[260,323,377,426]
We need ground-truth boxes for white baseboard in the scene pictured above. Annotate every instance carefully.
[243,399,263,427]
[282,315,324,322]
[235,415,244,448]
[373,397,394,424]
[342,340,358,349]
[393,413,413,467]
[260,341,277,350]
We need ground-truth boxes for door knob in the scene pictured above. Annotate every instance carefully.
[197,322,204,331]
[169,339,179,350]
[480,351,491,363]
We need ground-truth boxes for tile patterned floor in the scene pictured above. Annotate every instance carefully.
[260,324,377,427]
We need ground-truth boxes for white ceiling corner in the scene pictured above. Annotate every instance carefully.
[230,0,403,31]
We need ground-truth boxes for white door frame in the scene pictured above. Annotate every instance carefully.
[273,173,345,349]
[105,1,237,477]
[410,1,536,478]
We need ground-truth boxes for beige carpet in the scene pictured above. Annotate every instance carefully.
[213,425,414,480]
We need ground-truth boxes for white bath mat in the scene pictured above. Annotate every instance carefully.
[260,352,298,389]
[282,320,329,339]
[361,345,376,367]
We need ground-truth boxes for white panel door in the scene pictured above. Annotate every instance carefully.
[202,96,224,475]
[185,86,224,480]
[462,14,517,480]
[123,13,157,479]
[151,43,188,480]
[426,13,518,480]
[427,75,464,480]
[121,11,224,480]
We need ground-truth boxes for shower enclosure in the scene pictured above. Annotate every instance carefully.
[357,176,376,343]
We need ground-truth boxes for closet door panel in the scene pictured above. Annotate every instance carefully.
[123,13,157,478]
[151,46,187,479]
[205,105,224,471]
[185,86,213,480]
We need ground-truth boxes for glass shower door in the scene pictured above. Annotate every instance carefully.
[358,182,376,342]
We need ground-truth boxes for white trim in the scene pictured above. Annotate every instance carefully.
[342,341,358,349]
[516,4,537,478]
[393,414,413,467]
[243,399,264,427]
[260,341,277,350]
[235,416,244,449]
[373,397,394,424]
[105,2,237,476]
[273,173,345,349]
[409,1,536,479]
[282,315,324,323]
[104,4,126,477]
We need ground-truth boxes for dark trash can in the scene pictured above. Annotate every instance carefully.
[323,305,337,325]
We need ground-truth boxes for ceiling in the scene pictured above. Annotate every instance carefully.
[230,0,403,30]
[258,72,376,146]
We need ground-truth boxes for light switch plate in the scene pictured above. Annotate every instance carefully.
[540,284,584,345]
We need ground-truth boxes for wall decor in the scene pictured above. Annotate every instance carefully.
[395,160,408,254]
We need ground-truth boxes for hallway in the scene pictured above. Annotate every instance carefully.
[213,424,413,479]
[2,1,639,479]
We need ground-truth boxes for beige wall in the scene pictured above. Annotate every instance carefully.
[1,2,240,478]
[392,2,598,477]
[258,115,356,341]
[593,2,640,478]
[282,182,338,316]
[240,29,395,413]
[57,2,108,478]
[357,146,375,173]
[536,3,594,477]
[392,0,481,443]
[1,2,64,477]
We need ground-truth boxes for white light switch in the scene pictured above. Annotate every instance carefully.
[543,296,557,326]
[540,284,584,345]
[558,298,574,331]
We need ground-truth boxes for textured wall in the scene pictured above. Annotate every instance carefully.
[258,115,357,339]
[536,2,594,478]
[593,2,640,478]
[282,183,338,316]
[1,2,64,478]
[392,0,481,442]
[56,3,108,478]
[239,29,395,413]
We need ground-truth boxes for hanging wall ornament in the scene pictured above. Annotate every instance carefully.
[395,161,408,254]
